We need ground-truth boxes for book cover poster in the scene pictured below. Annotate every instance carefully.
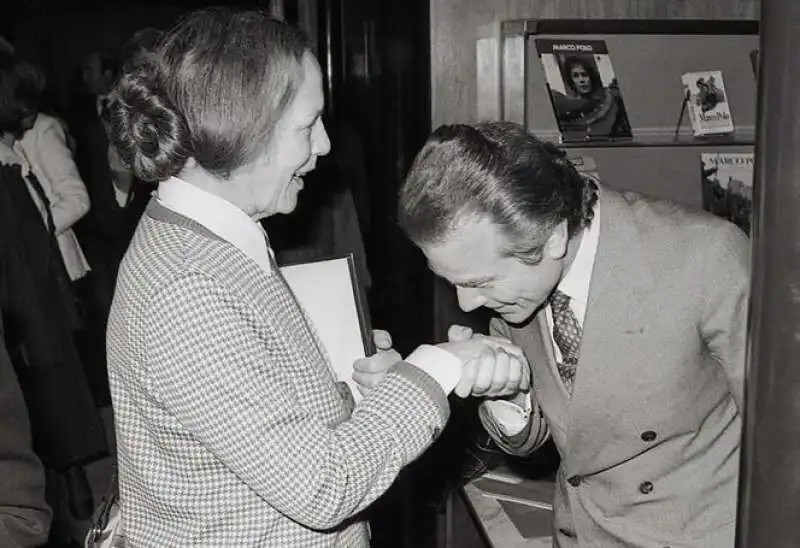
[535,39,632,143]
[682,71,735,136]
[701,152,754,235]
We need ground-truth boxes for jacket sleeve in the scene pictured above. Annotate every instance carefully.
[33,118,90,236]
[700,222,750,413]
[478,317,550,456]
[0,319,52,548]
[143,272,450,531]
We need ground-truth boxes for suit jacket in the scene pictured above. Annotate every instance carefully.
[17,113,91,281]
[0,316,52,547]
[480,186,749,547]
[108,202,449,547]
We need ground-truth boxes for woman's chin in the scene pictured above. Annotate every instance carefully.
[277,191,302,214]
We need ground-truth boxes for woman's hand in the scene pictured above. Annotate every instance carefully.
[352,330,401,397]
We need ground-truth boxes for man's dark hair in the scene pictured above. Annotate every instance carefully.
[398,121,597,265]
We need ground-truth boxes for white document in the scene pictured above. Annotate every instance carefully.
[280,256,369,403]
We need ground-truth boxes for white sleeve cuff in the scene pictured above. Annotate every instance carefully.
[404,344,462,394]
[483,399,530,436]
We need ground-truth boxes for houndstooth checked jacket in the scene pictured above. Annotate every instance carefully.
[107,202,450,547]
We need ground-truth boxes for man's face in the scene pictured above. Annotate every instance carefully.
[421,216,569,325]
[570,65,592,95]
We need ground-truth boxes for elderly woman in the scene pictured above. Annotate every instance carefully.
[107,8,527,546]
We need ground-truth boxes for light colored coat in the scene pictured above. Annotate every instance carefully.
[107,202,449,547]
[480,186,749,547]
[17,113,90,281]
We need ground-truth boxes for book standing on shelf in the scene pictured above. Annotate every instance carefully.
[682,71,735,136]
[535,38,632,143]
[700,152,754,235]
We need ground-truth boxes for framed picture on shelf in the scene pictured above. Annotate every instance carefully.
[535,38,633,143]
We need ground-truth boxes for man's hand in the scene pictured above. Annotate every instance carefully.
[352,330,400,397]
[441,324,530,399]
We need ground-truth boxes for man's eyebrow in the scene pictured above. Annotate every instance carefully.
[455,276,495,288]
[431,273,495,288]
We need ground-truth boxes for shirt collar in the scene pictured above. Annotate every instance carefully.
[0,143,21,166]
[156,176,272,273]
[557,193,601,304]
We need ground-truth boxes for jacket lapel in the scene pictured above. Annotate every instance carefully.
[146,203,335,384]
[510,312,570,440]
[241,254,334,381]
[562,188,654,474]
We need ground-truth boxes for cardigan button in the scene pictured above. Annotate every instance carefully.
[567,475,582,487]
[641,430,657,442]
[639,481,654,494]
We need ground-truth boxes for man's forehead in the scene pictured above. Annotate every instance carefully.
[424,220,506,276]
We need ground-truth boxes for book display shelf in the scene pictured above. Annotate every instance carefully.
[476,19,759,210]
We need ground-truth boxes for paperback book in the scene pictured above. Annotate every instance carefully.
[535,38,632,143]
[700,152,754,235]
[280,254,374,402]
[681,71,735,136]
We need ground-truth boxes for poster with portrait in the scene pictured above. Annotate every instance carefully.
[535,39,632,143]
[700,152,754,236]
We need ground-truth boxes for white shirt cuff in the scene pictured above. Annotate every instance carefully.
[404,344,462,394]
[484,399,530,436]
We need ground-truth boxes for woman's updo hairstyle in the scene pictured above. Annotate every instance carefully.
[109,7,311,182]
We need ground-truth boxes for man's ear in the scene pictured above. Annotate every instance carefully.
[543,220,569,260]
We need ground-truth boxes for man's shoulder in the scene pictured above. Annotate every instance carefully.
[19,113,62,151]
[601,185,748,281]
[604,185,742,243]
[31,112,62,134]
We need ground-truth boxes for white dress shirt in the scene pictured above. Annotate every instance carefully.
[486,198,601,435]
[156,177,463,396]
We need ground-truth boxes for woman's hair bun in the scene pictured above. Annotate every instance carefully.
[109,56,191,182]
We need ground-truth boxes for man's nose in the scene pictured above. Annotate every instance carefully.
[456,287,486,313]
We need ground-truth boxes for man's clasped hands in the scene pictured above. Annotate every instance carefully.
[353,326,530,399]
